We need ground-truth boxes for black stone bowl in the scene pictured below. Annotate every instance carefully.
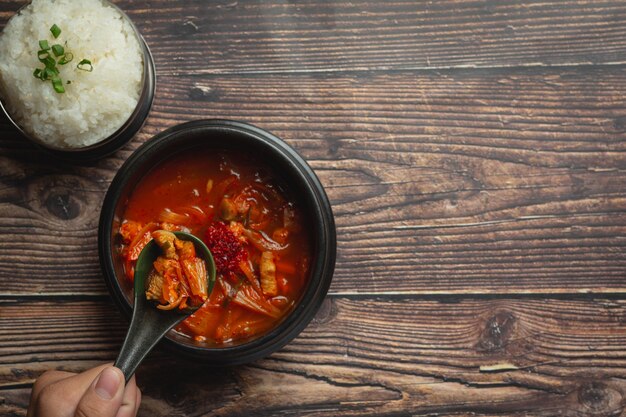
[98,120,336,365]
[0,1,155,162]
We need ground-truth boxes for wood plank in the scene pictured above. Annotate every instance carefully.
[1,67,625,296]
[1,1,626,73]
[3,297,626,415]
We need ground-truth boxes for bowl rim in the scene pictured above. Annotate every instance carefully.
[0,0,156,160]
[98,119,337,365]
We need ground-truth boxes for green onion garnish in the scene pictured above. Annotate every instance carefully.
[50,24,61,39]
[40,56,56,69]
[51,44,64,57]
[43,67,58,80]
[51,76,65,93]
[32,25,92,93]
[77,59,93,72]
[58,52,73,65]
[37,50,50,60]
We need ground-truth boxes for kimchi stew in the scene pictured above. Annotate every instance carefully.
[117,149,312,345]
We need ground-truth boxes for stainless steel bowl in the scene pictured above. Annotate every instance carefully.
[0,0,156,161]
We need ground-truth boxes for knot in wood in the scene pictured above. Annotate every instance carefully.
[181,20,199,35]
[613,116,626,133]
[327,138,340,157]
[190,84,219,101]
[578,381,622,415]
[27,175,100,226]
[45,193,80,220]
[477,311,516,352]
[311,297,336,325]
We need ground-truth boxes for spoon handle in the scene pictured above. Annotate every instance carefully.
[114,304,184,382]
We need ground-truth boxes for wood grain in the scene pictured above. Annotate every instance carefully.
[1,67,625,296]
[94,0,626,73]
[3,297,626,416]
[0,1,625,415]
[1,0,626,74]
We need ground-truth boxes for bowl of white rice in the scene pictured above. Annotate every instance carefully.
[0,0,155,160]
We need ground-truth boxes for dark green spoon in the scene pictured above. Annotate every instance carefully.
[114,231,216,382]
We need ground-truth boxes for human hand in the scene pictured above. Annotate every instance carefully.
[27,364,141,417]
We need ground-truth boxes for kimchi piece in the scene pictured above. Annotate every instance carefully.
[117,150,311,345]
[145,230,209,311]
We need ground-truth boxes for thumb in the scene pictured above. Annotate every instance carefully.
[75,367,125,417]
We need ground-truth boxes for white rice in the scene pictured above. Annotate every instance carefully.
[0,0,143,148]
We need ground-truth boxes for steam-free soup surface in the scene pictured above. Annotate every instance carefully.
[118,149,311,345]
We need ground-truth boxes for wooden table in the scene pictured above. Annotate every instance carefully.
[1,1,626,415]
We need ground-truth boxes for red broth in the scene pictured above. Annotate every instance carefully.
[117,149,312,345]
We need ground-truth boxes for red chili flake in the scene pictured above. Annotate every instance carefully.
[204,222,247,275]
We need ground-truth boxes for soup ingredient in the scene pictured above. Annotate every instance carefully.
[260,252,278,297]
[118,151,311,345]
[145,230,209,311]
[204,222,247,275]
[0,0,143,148]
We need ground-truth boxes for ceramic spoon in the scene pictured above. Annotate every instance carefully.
[114,231,216,382]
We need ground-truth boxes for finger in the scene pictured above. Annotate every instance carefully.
[59,363,114,393]
[114,375,138,417]
[74,366,125,417]
[29,364,118,417]
[134,387,142,417]
[35,364,115,413]
[30,370,75,408]
[28,370,73,417]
